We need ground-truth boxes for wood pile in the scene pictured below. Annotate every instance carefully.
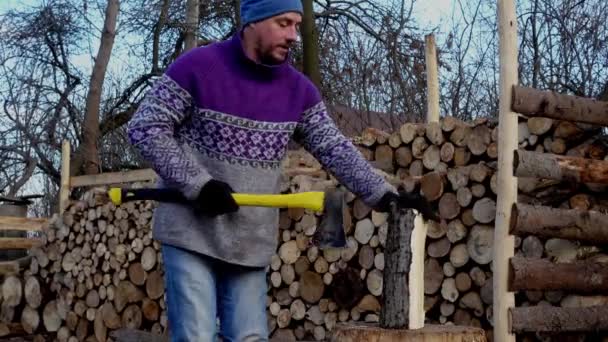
[0,189,167,341]
[0,116,606,341]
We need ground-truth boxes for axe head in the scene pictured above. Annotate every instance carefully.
[312,188,347,249]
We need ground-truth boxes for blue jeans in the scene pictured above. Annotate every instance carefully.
[162,244,269,342]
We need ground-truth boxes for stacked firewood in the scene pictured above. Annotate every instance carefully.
[0,189,167,342]
[0,116,606,341]
[268,116,608,341]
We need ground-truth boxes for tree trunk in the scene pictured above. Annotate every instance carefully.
[152,0,170,72]
[184,0,199,51]
[235,0,241,28]
[510,203,608,243]
[78,0,120,175]
[512,85,608,126]
[510,305,608,333]
[380,206,414,328]
[302,0,321,88]
[514,149,608,184]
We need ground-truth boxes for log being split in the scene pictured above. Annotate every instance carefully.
[510,203,608,243]
[510,305,608,333]
[514,149,608,184]
[509,257,608,293]
[380,206,415,328]
[511,85,608,126]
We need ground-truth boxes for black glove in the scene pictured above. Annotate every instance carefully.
[374,190,439,221]
[195,179,239,217]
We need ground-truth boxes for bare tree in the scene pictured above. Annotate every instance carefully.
[184,0,199,51]
[302,0,322,88]
[75,0,120,175]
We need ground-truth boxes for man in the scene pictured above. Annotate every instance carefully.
[127,0,435,340]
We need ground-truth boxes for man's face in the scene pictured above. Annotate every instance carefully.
[249,12,301,64]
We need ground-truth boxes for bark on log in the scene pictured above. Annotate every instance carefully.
[509,257,608,293]
[510,305,608,333]
[512,85,608,126]
[380,207,414,328]
[329,323,486,341]
[514,149,608,184]
[510,203,608,243]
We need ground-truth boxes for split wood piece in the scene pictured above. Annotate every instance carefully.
[375,145,394,172]
[509,257,608,293]
[510,305,608,333]
[0,237,44,249]
[426,122,444,145]
[395,147,413,167]
[439,193,460,220]
[0,217,48,232]
[71,169,157,188]
[380,208,415,328]
[399,123,419,144]
[424,258,443,295]
[110,328,168,342]
[527,117,553,135]
[441,142,455,163]
[514,149,608,184]
[512,85,608,126]
[420,172,445,202]
[409,214,427,329]
[330,323,487,341]
[300,271,324,304]
[510,203,608,243]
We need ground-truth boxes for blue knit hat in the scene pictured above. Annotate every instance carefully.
[241,0,304,27]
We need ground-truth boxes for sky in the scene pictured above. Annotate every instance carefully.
[0,0,457,73]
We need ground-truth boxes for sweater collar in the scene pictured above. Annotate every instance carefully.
[228,30,290,77]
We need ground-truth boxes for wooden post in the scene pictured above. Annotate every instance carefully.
[405,36,440,329]
[425,34,440,123]
[59,140,71,214]
[494,0,518,341]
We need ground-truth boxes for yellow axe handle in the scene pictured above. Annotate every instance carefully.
[233,192,325,211]
[108,188,325,212]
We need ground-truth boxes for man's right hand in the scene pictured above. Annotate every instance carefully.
[196,180,239,217]
[374,190,439,222]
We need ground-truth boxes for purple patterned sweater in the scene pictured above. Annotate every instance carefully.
[127,32,394,267]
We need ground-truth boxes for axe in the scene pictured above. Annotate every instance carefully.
[107,187,347,249]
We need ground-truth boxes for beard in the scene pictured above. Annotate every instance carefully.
[256,36,289,65]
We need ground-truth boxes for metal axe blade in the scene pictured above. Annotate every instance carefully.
[312,188,347,249]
